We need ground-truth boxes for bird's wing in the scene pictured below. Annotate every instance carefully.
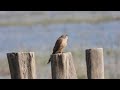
[52,38,63,54]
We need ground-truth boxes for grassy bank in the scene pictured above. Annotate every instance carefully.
[0,48,120,79]
[0,16,120,26]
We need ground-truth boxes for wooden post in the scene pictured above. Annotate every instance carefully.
[86,48,104,79]
[7,52,36,79]
[51,52,77,79]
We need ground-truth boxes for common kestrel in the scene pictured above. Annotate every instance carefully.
[47,34,68,64]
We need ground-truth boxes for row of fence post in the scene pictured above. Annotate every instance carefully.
[7,48,104,79]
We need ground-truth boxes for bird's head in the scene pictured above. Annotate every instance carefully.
[60,34,68,39]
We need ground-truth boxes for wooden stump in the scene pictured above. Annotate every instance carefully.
[86,48,104,79]
[51,52,77,79]
[7,52,36,79]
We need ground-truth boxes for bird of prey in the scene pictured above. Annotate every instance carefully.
[47,34,68,64]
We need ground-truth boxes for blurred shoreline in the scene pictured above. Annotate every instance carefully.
[0,11,120,26]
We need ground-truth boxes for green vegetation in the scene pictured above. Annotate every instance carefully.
[0,16,120,26]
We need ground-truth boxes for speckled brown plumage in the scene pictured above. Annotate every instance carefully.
[47,34,68,64]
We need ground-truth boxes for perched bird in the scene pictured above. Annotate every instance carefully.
[47,34,68,64]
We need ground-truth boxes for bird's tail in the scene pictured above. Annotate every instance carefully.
[47,52,54,64]
[47,56,52,64]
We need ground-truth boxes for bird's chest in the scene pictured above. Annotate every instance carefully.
[61,39,67,47]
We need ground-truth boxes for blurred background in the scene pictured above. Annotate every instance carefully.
[0,11,120,79]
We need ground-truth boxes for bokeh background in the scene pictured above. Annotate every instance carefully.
[0,11,120,79]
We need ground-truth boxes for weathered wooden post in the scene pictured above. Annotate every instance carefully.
[86,48,104,79]
[7,52,36,79]
[51,52,77,79]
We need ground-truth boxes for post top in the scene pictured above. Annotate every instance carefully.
[51,52,72,56]
[7,52,35,54]
[86,48,103,51]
